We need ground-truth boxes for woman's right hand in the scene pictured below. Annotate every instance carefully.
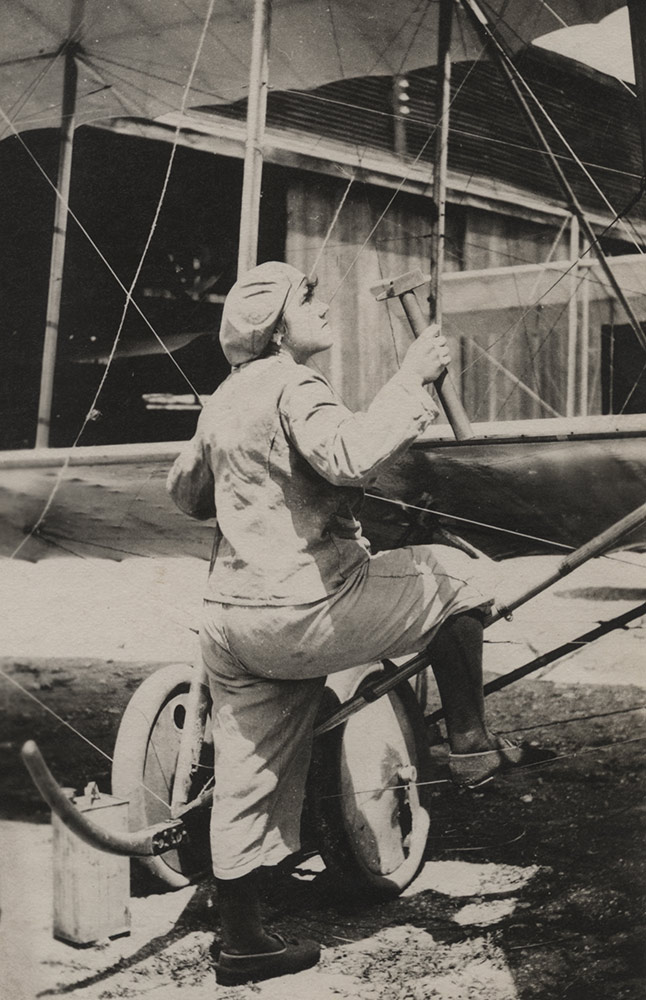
[399,324,451,385]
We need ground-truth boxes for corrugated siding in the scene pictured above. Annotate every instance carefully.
[212,49,645,419]
[213,49,645,224]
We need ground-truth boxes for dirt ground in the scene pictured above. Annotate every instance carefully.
[1,555,645,999]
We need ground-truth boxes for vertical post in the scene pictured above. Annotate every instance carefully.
[419,7,456,720]
[429,0,452,325]
[237,0,271,278]
[170,663,210,816]
[459,0,646,355]
[392,75,409,157]
[580,262,590,416]
[566,213,579,417]
[35,18,82,448]
[628,0,646,179]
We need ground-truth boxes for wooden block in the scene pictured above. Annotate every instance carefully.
[52,784,131,945]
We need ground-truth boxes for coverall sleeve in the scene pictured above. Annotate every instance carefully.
[167,422,216,520]
[279,368,439,486]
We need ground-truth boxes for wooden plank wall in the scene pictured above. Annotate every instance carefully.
[453,208,571,421]
[285,173,463,413]
[284,172,643,421]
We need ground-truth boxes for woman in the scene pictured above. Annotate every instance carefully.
[168,260,552,985]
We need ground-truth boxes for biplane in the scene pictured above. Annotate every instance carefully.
[2,0,646,895]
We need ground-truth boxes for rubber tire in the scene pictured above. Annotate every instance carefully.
[311,665,432,899]
[111,662,212,891]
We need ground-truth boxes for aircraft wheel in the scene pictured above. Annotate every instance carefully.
[111,663,212,890]
[312,665,432,898]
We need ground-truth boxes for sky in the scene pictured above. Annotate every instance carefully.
[534,7,635,85]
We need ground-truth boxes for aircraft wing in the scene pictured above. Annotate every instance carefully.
[2,416,645,563]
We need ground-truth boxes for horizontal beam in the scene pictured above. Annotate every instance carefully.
[93,113,643,236]
[3,413,646,465]
[443,253,646,314]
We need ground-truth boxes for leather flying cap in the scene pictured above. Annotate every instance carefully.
[219,261,306,365]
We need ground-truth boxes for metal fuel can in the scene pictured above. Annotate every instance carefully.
[52,783,131,945]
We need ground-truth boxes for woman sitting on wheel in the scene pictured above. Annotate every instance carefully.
[168,260,552,985]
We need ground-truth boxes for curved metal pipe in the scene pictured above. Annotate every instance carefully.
[21,741,187,858]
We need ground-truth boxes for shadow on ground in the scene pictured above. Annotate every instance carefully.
[1,655,645,999]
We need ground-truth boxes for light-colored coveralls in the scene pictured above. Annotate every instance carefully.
[168,351,490,879]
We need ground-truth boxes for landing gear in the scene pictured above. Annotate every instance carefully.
[111,662,432,896]
[111,663,212,889]
[312,667,432,897]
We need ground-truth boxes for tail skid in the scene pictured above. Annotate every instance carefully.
[21,740,187,857]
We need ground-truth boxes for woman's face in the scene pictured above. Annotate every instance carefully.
[282,277,333,362]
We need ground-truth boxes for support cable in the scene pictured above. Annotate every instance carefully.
[6,0,216,559]
[460,0,646,355]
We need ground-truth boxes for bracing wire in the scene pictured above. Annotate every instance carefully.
[364,492,646,575]
[1,663,180,812]
[365,492,574,551]
[1,668,115,768]
[3,2,646,819]
[318,734,646,802]
[512,60,645,256]
[309,174,356,279]
[0,8,91,139]
[6,1,217,561]
[0,51,70,142]
[619,355,646,415]
[455,216,642,393]
[479,0,645,254]
[463,216,571,418]
[533,0,567,29]
[0,113,203,400]
[329,41,492,301]
[485,269,590,421]
[2,1,220,807]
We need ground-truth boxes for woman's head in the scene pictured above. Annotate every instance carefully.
[220,261,331,366]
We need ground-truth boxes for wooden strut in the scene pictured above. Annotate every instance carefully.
[628,0,646,180]
[23,504,646,846]
[314,500,646,736]
[459,0,646,355]
[400,288,474,440]
[427,600,646,723]
[237,0,271,277]
[35,3,84,448]
[372,268,474,440]
[428,0,452,326]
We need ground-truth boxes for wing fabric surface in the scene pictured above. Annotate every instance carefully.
[0,1,628,134]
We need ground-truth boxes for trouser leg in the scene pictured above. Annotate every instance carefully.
[209,676,324,954]
[207,673,325,880]
[426,608,496,754]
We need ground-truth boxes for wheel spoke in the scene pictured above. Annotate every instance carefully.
[112,664,213,889]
